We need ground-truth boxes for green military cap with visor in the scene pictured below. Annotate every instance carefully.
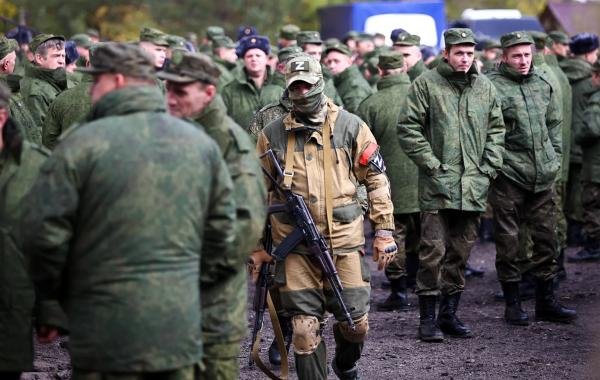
[76,42,156,80]
[297,31,323,46]
[356,32,374,41]
[393,31,420,46]
[444,28,476,46]
[529,31,549,50]
[29,33,65,54]
[280,24,301,40]
[378,51,404,70]
[480,39,501,50]
[166,35,187,49]
[0,36,18,60]
[206,26,225,41]
[157,52,220,86]
[324,42,352,57]
[285,55,322,88]
[139,27,169,47]
[548,30,569,45]
[278,45,303,63]
[212,35,236,49]
[500,31,534,48]
[70,33,93,48]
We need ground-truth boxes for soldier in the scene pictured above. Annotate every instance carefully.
[159,51,267,379]
[19,34,67,131]
[323,42,373,114]
[222,35,283,131]
[211,35,238,90]
[392,31,427,82]
[357,51,419,311]
[272,46,303,88]
[257,54,397,379]
[70,33,92,65]
[487,31,576,326]
[573,60,600,261]
[562,33,599,255]
[23,43,237,379]
[354,33,375,67]
[479,39,501,73]
[278,24,300,48]
[138,27,170,70]
[548,31,570,61]
[0,82,48,380]
[397,28,505,342]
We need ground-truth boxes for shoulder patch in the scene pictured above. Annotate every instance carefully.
[359,142,386,173]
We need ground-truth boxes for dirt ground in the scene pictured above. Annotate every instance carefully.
[24,242,600,380]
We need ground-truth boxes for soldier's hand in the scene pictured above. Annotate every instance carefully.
[372,230,397,271]
[247,249,273,283]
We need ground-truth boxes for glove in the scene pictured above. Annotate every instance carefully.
[247,249,273,283]
[372,230,397,271]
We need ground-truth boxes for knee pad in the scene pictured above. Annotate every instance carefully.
[291,315,322,355]
[338,314,369,343]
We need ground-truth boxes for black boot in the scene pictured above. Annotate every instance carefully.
[556,249,567,281]
[501,282,529,326]
[377,277,409,311]
[535,279,577,323]
[268,315,292,366]
[567,220,586,247]
[567,241,600,263]
[478,217,494,242]
[437,293,473,338]
[332,360,361,380]
[417,296,444,342]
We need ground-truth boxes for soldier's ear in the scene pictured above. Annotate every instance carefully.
[205,84,217,99]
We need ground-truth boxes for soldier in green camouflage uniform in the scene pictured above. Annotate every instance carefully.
[212,36,238,90]
[271,46,303,88]
[159,52,267,379]
[357,52,420,311]
[0,82,48,380]
[392,32,428,82]
[487,31,576,326]
[397,28,505,342]
[23,43,237,380]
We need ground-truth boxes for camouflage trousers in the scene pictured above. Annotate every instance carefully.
[565,162,584,223]
[490,175,558,283]
[416,210,480,296]
[582,182,600,242]
[72,365,198,380]
[385,213,420,281]
[200,342,239,380]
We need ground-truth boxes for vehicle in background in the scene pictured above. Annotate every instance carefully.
[452,8,544,41]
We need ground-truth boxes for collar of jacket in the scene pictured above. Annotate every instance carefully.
[238,66,275,89]
[560,57,592,82]
[436,59,478,81]
[283,97,338,133]
[195,93,227,128]
[213,56,237,71]
[498,61,535,82]
[333,64,361,86]
[0,73,22,93]
[408,59,426,79]
[87,85,166,121]
[24,63,67,91]
[533,53,547,67]
[279,89,293,111]
[377,72,411,91]
[545,54,560,67]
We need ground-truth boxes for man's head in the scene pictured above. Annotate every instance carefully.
[342,31,359,52]
[443,28,476,72]
[277,46,303,74]
[373,33,386,48]
[377,51,406,76]
[530,31,550,54]
[237,35,270,77]
[479,39,501,61]
[86,28,100,43]
[158,52,220,118]
[297,31,323,61]
[279,24,300,48]
[77,42,156,104]
[138,27,170,69]
[392,32,422,70]
[212,36,237,63]
[500,31,534,75]
[285,54,326,116]
[0,36,18,74]
[570,33,599,64]
[355,33,375,58]
[30,34,65,69]
[205,26,225,44]
[323,43,353,75]
[548,31,569,57]
[71,33,93,63]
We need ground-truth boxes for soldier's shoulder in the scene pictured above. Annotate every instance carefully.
[225,116,255,153]
[23,141,51,158]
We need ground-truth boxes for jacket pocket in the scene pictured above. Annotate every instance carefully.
[332,201,363,223]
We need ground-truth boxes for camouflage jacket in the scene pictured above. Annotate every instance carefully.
[43,74,92,150]
[0,73,40,145]
[192,94,267,345]
[23,85,237,372]
[221,68,284,131]
[19,64,68,130]
[333,64,374,114]
[0,131,48,372]
[357,73,419,214]
[248,90,292,140]
[408,59,428,82]
[257,98,395,253]
[488,63,562,193]
[397,60,505,212]
[213,57,236,91]
[578,88,600,184]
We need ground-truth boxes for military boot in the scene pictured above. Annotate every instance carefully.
[417,295,444,342]
[535,279,577,323]
[332,360,361,380]
[567,241,600,263]
[268,315,292,366]
[377,277,409,311]
[437,293,473,338]
[501,281,529,326]
[556,249,567,281]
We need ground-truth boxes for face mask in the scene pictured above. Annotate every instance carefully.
[289,78,325,116]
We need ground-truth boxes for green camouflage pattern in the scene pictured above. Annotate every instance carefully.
[248,90,291,140]
[201,342,240,380]
[397,60,505,212]
[43,75,92,149]
[581,182,600,241]
[488,63,563,193]
[407,59,427,82]
[332,64,373,114]
[22,85,237,372]
[212,57,236,91]
[0,73,40,145]
[579,89,600,184]
[357,72,419,214]
[20,64,68,132]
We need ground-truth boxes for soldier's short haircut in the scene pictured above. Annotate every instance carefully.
[35,38,64,57]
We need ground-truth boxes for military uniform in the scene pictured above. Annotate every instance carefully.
[23,43,237,378]
[397,28,505,341]
[248,90,292,139]
[211,36,238,90]
[393,32,428,82]
[332,63,373,114]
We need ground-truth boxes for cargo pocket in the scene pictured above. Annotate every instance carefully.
[332,201,363,223]
[273,259,287,287]
[359,250,371,283]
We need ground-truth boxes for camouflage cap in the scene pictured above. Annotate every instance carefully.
[393,31,420,46]
[206,26,225,41]
[297,31,323,46]
[212,35,236,49]
[139,27,169,47]
[548,31,569,45]
[356,32,374,42]
[480,39,501,50]
[166,35,187,49]
[278,45,303,63]
[285,55,322,87]
[378,51,404,70]
[71,33,93,48]
[0,36,18,60]
[529,31,549,50]
[342,30,359,43]
[324,42,352,57]
[0,81,10,109]
[158,52,220,85]
[30,33,65,54]
[86,28,100,38]
[280,24,300,40]
[444,28,476,46]
[500,31,534,49]
[324,38,341,47]
[76,42,156,80]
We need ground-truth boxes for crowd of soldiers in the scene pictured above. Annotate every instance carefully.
[0,19,598,380]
